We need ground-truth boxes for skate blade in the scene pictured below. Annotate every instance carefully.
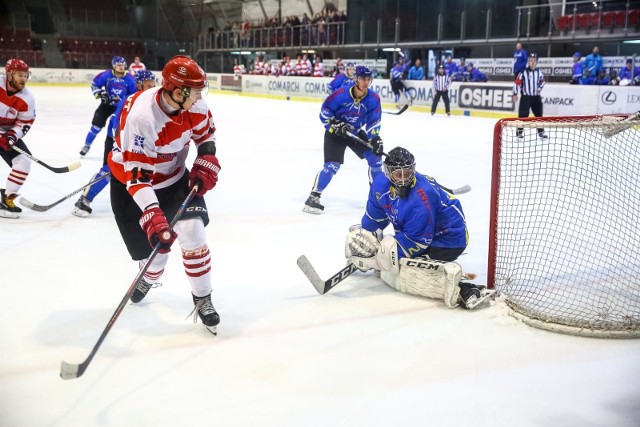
[72,208,91,218]
[205,325,218,335]
[0,210,20,219]
[465,290,497,309]
[302,205,323,215]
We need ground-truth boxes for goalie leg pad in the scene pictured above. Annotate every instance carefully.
[381,257,462,308]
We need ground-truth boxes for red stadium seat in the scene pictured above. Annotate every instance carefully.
[614,10,627,27]
[602,11,615,28]
[590,13,600,30]
[629,9,639,27]
[577,13,591,30]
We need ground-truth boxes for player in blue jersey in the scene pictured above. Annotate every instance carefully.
[72,70,157,217]
[328,61,355,92]
[344,147,491,309]
[79,56,137,157]
[390,59,410,107]
[303,65,384,214]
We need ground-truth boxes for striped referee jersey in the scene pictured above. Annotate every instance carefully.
[513,67,545,96]
[432,74,452,91]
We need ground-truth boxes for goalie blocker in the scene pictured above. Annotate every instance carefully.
[345,226,493,309]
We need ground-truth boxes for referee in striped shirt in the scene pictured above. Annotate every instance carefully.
[512,53,547,139]
[431,65,451,116]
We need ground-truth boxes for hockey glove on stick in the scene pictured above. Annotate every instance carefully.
[0,131,17,151]
[189,154,220,197]
[139,206,178,253]
[370,136,384,156]
[329,120,353,138]
[97,90,110,105]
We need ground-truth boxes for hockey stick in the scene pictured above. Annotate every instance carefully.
[297,255,359,295]
[344,131,471,195]
[12,145,81,173]
[382,104,409,115]
[60,185,199,380]
[20,172,110,212]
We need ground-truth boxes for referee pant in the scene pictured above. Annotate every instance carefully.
[517,95,544,136]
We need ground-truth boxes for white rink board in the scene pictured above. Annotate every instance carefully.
[26,67,640,116]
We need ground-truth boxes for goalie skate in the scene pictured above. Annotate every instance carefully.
[459,283,497,309]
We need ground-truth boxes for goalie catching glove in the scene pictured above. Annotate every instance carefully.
[139,205,177,253]
[345,225,399,274]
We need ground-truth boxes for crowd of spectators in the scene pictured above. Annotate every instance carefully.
[568,46,638,86]
[210,7,347,49]
[236,54,353,78]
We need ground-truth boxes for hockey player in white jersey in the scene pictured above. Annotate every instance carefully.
[0,59,36,219]
[108,55,221,331]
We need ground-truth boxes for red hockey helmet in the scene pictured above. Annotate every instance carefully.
[161,55,206,93]
[5,58,29,75]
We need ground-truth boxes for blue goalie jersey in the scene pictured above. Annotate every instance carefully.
[361,173,468,258]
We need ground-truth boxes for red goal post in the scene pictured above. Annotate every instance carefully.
[487,113,640,338]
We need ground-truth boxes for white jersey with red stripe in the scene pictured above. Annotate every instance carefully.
[0,74,36,140]
[129,62,146,76]
[312,62,324,77]
[108,87,216,210]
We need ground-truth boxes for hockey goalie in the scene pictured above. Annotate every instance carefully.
[344,146,494,309]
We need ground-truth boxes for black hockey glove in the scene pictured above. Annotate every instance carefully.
[98,90,110,105]
[370,136,384,156]
[329,120,353,138]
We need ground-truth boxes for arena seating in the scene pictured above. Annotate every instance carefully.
[558,9,639,34]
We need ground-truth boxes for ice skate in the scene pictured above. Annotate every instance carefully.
[538,131,548,140]
[303,191,324,214]
[0,189,21,219]
[79,144,91,157]
[72,196,92,217]
[191,292,220,334]
[458,282,496,309]
[130,278,156,303]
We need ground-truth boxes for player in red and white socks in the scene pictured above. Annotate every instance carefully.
[108,55,221,330]
[0,59,35,219]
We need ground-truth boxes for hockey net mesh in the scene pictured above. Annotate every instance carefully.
[490,114,640,338]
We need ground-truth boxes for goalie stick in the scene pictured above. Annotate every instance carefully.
[297,255,359,295]
[12,145,81,174]
[344,131,472,195]
[20,172,110,212]
[60,185,199,380]
[382,104,409,115]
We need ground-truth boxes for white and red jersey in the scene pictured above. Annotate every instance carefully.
[129,62,146,76]
[312,61,324,77]
[300,59,311,76]
[0,74,36,140]
[108,87,216,210]
[253,60,266,75]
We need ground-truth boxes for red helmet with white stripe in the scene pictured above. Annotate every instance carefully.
[5,58,29,75]
[161,55,206,92]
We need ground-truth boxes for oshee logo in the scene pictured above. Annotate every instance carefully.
[459,85,515,111]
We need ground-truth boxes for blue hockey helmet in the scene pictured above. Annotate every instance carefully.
[112,56,126,67]
[355,65,372,78]
[135,69,156,84]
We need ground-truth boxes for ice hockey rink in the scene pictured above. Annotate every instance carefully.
[1,85,639,427]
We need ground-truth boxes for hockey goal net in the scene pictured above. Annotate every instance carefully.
[488,113,640,338]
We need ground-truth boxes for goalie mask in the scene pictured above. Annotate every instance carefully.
[384,147,416,198]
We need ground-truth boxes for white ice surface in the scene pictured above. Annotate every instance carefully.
[1,86,639,427]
